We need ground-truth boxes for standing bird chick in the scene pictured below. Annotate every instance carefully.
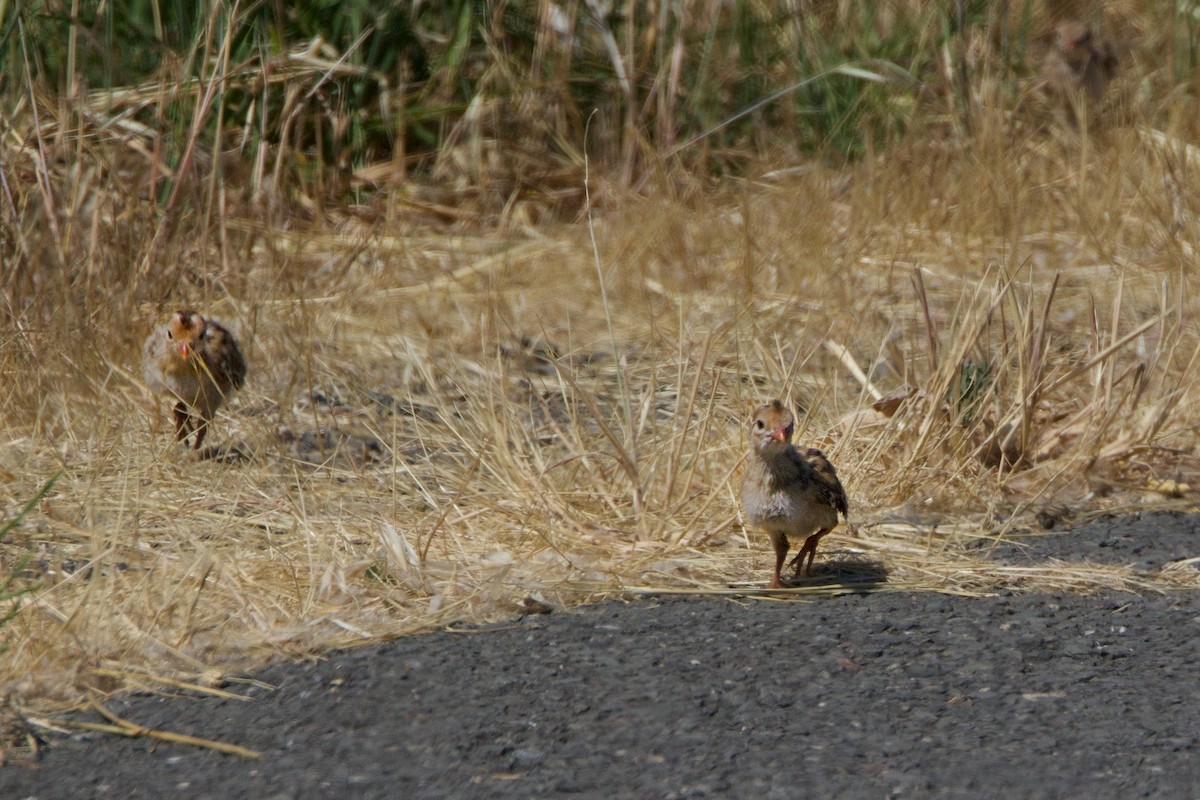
[741,400,849,588]
[143,310,246,450]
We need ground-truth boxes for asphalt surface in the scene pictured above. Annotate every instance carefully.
[5,511,1200,799]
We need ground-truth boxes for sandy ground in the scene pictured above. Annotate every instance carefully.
[4,511,1200,800]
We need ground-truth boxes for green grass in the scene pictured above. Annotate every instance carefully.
[0,476,56,634]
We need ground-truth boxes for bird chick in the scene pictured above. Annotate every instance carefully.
[1043,18,1117,104]
[143,310,247,450]
[741,400,849,588]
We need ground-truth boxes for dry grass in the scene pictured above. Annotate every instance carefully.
[5,2,1200,723]
[8,129,1200,711]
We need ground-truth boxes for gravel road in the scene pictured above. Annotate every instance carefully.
[5,511,1200,799]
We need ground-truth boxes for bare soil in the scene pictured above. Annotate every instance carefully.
[5,511,1200,800]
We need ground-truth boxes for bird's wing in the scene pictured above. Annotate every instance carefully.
[205,322,248,389]
[801,447,849,518]
[225,340,248,389]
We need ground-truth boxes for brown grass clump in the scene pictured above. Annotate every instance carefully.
[4,1,1200,727]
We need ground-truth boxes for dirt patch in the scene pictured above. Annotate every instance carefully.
[990,510,1200,570]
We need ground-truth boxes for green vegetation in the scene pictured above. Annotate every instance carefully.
[0,476,56,633]
[3,1,997,194]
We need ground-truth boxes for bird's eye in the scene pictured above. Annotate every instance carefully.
[166,330,174,340]
[754,419,764,430]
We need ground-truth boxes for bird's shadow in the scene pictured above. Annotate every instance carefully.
[784,556,890,592]
[193,441,252,464]
[731,555,890,596]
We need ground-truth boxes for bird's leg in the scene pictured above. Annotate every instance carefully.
[192,419,208,450]
[793,529,831,577]
[786,547,804,570]
[172,402,193,443]
[767,531,789,589]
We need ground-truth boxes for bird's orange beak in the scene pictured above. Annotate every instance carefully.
[177,342,192,358]
[770,428,788,443]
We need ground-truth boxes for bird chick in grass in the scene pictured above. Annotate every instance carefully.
[741,400,849,588]
[1044,18,1117,104]
[143,310,246,450]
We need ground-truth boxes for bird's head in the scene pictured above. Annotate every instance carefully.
[749,399,795,453]
[166,310,207,359]
[1055,19,1092,61]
